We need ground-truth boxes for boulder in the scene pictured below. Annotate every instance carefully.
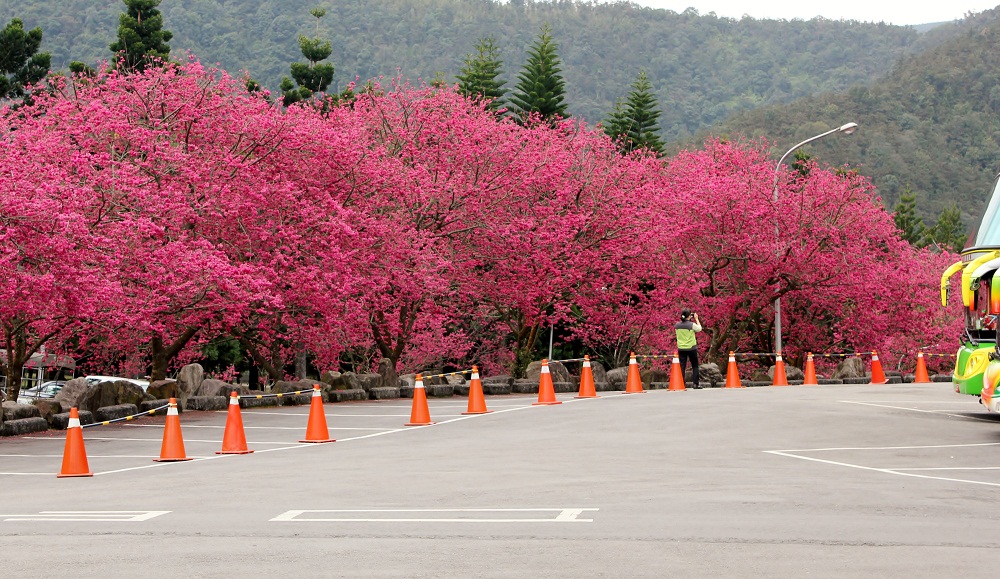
[198,379,243,397]
[50,409,95,430]
[1,417,48,436]
[526,360,571,384]
[377,359,397,394]
[330,371,362,391]
[77,381,150,414]
[54,377,92,409]
[694,363,723,386]
[357,373,384,392]
[147,379,179,400]
[767,364,804,381]
[443,373,466,386]
[640,369,670,388]
[176,363,205,402]
[95,403,138,422]
[2,402,41,420]
[329,388,367,402]
[240,391,280,408]
[369,387,400,400]
[832,357,866,379]
[589,361,608,384]
[273,379,316,394]
[184,396,228,411]
[483,375,512,386]
[33,399,62,422]
[320,370,342,386]
[512,379,538,394]
[398,374,417,389]
[140,399,176,414]
[483,382,512,395]
[606,367,628,390]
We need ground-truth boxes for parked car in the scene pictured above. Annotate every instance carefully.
[16,380,66,404]
[84,376,151,391]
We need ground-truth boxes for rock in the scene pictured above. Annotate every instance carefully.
[273,381,315,405]
[328,388,367,402]
[640,369,670,388]
[931,374,952,382]
[369,387,400,400]
[398,374,417,389]
[552,382,575,393]
[817,378,844,385]
[77,381,150,414]
[589,361,608,384]
[483,382,512,395]
[95,404,138,422]
[426,384,454,397]
[184,396,228,411]
[526,360,571,384]
[176,363,205,403]
[512,379,538,394]
[594,382,615,392]
[483,375,512,386]
[606,367,628,389]
[2,402,40,420]
[843,377,871,384]
[330,371,362,391]
[50,409,95,430]
[54,377,92,409]
[33,399,62,422]
[240,391,280,408]
[198,379,243,397]
[443,373,466,386]
[377,359,397,394]
[1,417,48,436]
[696,363,723,386]
[140,399,176,414]
[767,364,804,381]
[832,357,866,379]
[357,373,384,391]
[147,379,179,400]
[320,370,342,386]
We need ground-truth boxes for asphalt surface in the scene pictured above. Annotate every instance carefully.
[2,383,1000,578]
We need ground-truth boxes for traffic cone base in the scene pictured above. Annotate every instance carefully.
[57,408,93,478]
[217,391,254,454]
[463,368,493,414]
[154,398,192,462]
[625,352,645,394]
[576,356,599,398]
[300,386,335,443]
[534,360,562,405]
[406,376,435,425]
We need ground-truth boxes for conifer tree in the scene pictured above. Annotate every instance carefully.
[281,8,335,107]
[0,18,50,104]
[892,188,927,247]
[603,71,663,155]
[456,36,507,111]
[109,0,172,73]
[927,205,967,252]
[509,23,568,124]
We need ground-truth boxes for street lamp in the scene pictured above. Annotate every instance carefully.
[772,122,858,356]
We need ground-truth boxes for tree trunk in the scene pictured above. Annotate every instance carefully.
[249,363,259,389]
[149,327,200,382]
[294,349,307,379]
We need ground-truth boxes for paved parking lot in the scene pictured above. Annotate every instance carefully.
[2,383,1000,577]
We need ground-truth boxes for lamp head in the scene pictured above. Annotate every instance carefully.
[838,122,858,135]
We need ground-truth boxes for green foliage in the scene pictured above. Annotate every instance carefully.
[281,8,334,107]
[893,188,927,246]
[108,0,172,72]
[0,18,50,103]
[509,23,568,124]
[456,36,507,111]
[927,205,968,252]
[603,70,663,155]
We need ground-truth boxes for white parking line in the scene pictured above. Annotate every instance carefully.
[270,508,599,523]
[840,400,995,422]
[0,510,170,522]
[127,424,395,431]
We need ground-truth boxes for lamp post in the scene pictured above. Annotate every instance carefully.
[772,122,858,356]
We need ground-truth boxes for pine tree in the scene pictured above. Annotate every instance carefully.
[603,71,663,155]
[109,0,172,73]
[508,23,568,124]
[892,188,927,247]
[927,205,968,252]
[0,18,50,104]
[281,8,335,107]
[456,36,507,111]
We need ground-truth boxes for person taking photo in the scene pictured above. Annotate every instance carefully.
[674,309,703,389]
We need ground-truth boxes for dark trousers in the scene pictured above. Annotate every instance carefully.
[679,348,699,386]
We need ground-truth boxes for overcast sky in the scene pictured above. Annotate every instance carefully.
[628,1,999,25]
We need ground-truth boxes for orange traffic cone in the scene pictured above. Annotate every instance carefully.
[625,352,645,394]
[802,353,818,386]
[57,407,93,478]
[870,351,887,384]
[463,366,492,414]
[300,385,335,443]
[772,352,789,386]
[217,391,254,454]
[668,352,686,391]
[724,351,743,388]
[406,374,435,425]
[914,352,931,383]
[534,359,562,405]
[575,356,598,398]
[154,398,192,462]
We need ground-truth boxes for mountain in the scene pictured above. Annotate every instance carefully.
[1,0,952,139]
[708,7,1000,223]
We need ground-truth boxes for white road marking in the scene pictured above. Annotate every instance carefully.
[270,508,598,523]
[839,400,995,422]
[0,510,170,522]
[127,424,395,431]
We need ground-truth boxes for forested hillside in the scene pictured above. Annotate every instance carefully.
[711,7,1000,224]
[1,0,950,139]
